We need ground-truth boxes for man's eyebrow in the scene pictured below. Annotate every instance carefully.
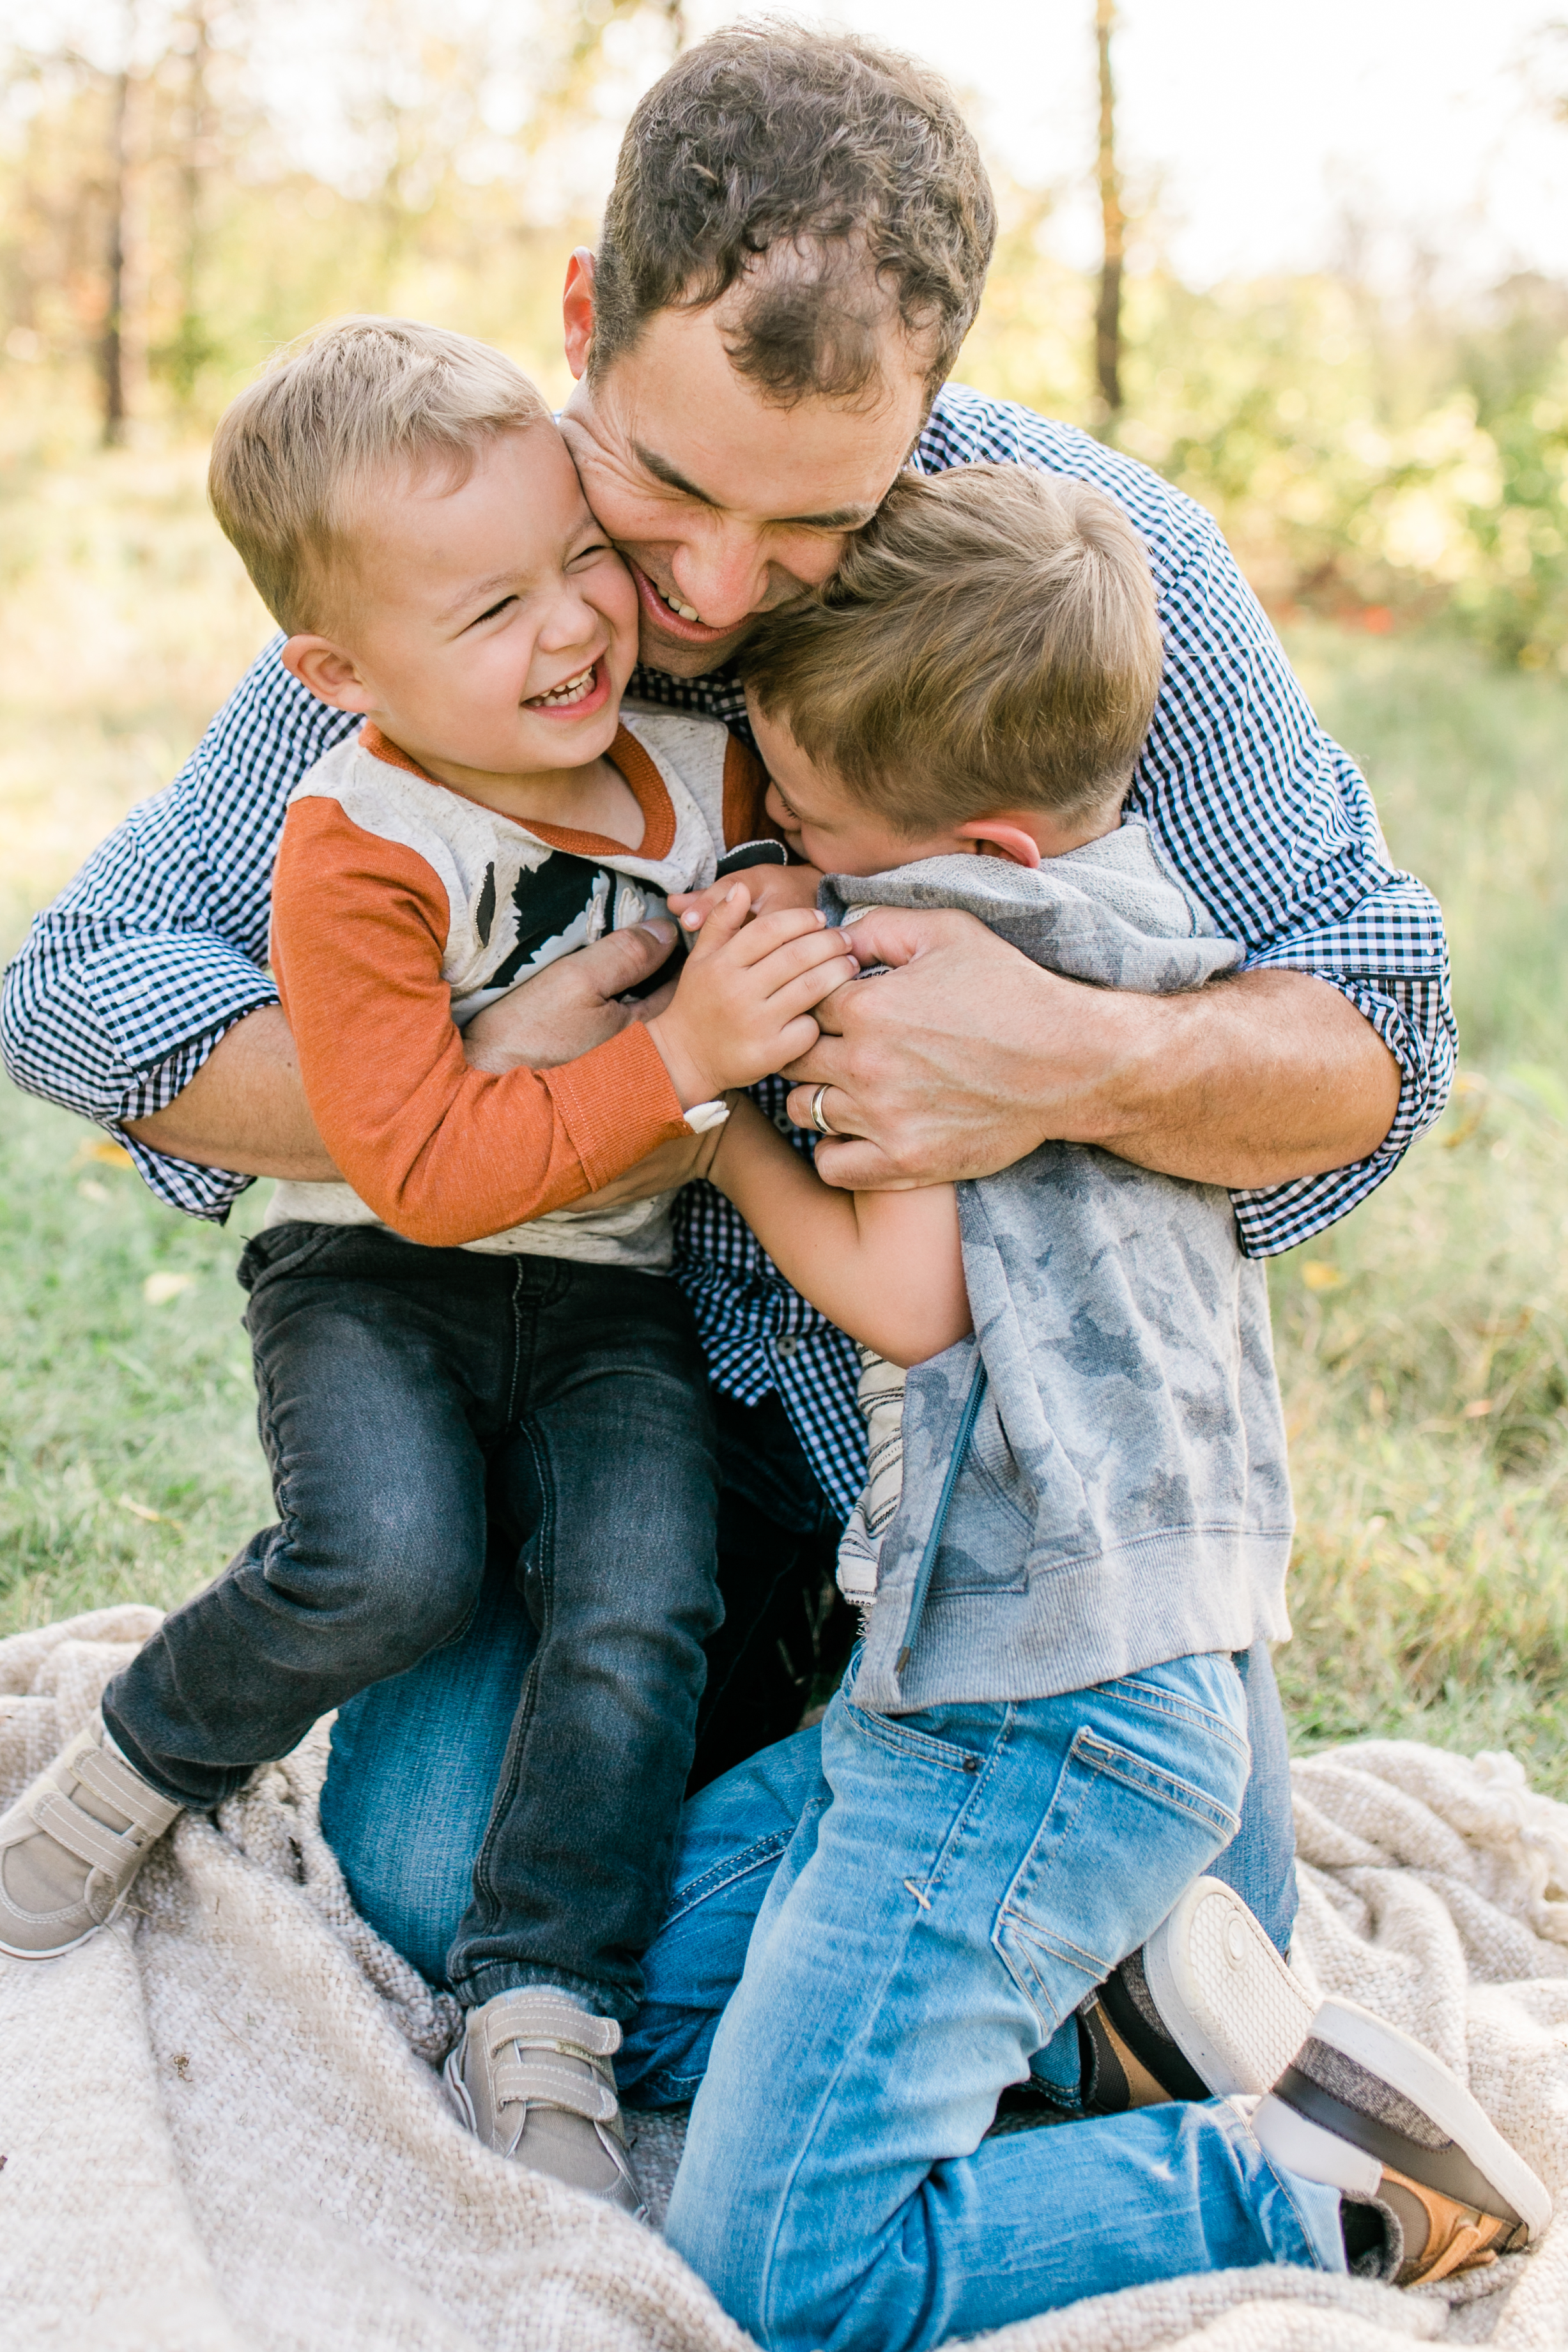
[633,444,879,532]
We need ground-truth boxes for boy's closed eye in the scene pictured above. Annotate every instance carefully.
[467,594,518,629]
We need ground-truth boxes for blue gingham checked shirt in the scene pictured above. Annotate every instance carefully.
[1,384,1454,1521]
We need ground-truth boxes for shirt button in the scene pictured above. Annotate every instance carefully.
[775,1336,798,1360]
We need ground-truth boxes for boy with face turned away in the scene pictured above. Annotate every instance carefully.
[656,464,1547,2314]
[0,319,856,2216]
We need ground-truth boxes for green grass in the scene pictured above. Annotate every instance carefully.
[2,592,1567,1789]
[0,1100,274,1627]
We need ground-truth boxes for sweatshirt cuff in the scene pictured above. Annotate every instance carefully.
[544,1020,691,1190]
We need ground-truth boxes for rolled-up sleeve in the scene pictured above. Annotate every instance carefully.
[1137,534,1454,1256]
[1,640,357,1220]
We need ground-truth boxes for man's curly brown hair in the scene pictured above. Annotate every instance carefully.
[589,22,996,409]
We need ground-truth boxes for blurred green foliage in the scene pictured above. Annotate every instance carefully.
[963,212,1568,670]
[1,8,1564,672]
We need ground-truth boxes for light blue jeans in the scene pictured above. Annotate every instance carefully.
[643,1652,1341,2351]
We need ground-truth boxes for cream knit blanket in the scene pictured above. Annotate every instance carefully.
[4,1606,1567,2352]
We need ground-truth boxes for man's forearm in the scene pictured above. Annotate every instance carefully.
[1086,968,1402,1189]
[123,1006,339,1180]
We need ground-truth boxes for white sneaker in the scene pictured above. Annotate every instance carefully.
[1252,1997,1551,2286]
[1143,1875,1319,2095]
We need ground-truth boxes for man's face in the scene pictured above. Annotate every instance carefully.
[558,262,930,677]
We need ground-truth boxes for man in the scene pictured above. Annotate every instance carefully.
[4,9,1446,2112]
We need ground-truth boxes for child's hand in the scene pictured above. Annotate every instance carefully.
[668,863,824,933]
[647,884,859,1107]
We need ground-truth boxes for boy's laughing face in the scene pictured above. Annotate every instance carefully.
[281,422,642,788]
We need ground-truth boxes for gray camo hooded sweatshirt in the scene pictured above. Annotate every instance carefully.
[819,819,1295,1717]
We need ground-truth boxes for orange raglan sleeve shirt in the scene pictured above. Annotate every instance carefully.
[268,796,694,1249]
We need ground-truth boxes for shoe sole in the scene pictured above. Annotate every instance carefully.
[1307,1997,1552,2241]
[1144,1877,1318,2098]
[0,1890,126,1963]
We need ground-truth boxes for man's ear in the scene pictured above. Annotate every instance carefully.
[282,636,376,714]
[562,249,597,383]
[954,819,1043,869]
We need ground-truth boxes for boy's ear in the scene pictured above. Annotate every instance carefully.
[954,819,1043,869]
[282,636,376,714]
[562,249,597,383]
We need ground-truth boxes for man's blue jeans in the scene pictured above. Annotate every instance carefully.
[104,1223,721,2018]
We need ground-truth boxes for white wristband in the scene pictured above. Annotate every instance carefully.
[684,1098,732,1135]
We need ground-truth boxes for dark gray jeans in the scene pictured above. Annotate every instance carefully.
[102,1222,722,2018]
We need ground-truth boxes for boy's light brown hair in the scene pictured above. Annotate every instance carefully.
[739,464,1164,829]
[208,316,550,634]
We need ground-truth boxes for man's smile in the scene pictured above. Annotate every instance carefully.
[627,558,730,646]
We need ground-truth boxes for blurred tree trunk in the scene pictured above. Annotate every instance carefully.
[101,65,129,445]
[1094,0,1123,425]
[169,2,216,409]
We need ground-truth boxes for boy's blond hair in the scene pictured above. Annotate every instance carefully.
[739,464,1163,829]
[208,316,551,633]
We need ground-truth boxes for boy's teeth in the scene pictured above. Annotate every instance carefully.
[529,664,596,707]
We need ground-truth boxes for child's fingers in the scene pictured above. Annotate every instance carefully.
[770,1011,825,1067]
[683,881,754,955]
[756,955,861,1023]
[717,904,836,967]
[736,925,858,998]
[668,880,726,932]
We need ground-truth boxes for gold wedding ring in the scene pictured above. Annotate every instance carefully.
[809,1082,836,1137]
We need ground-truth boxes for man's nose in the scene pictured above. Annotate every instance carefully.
[668,519,776,631]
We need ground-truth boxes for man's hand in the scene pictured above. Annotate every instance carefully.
[781,905,1403,1194]
[647,885,859,1106]
[463,919,681,1070]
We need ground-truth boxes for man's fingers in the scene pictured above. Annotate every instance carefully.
[781,1078,863,1141]
[781,1036,856,1093]
[805,1137,918,1190]
[799,971,863,1036]
[573,918,679,1001]
[627,976,679,1022]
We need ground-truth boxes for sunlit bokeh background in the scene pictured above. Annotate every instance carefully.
[2,1,1567,1781]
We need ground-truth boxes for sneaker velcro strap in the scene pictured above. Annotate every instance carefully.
[68,1745,180,1836]
[492,2052,619,2125]
[482,1998,622,2064]
[28,1788,144,1877]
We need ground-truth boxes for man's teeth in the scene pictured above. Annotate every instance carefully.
[659,583,702,624]
[528,664,596,708]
